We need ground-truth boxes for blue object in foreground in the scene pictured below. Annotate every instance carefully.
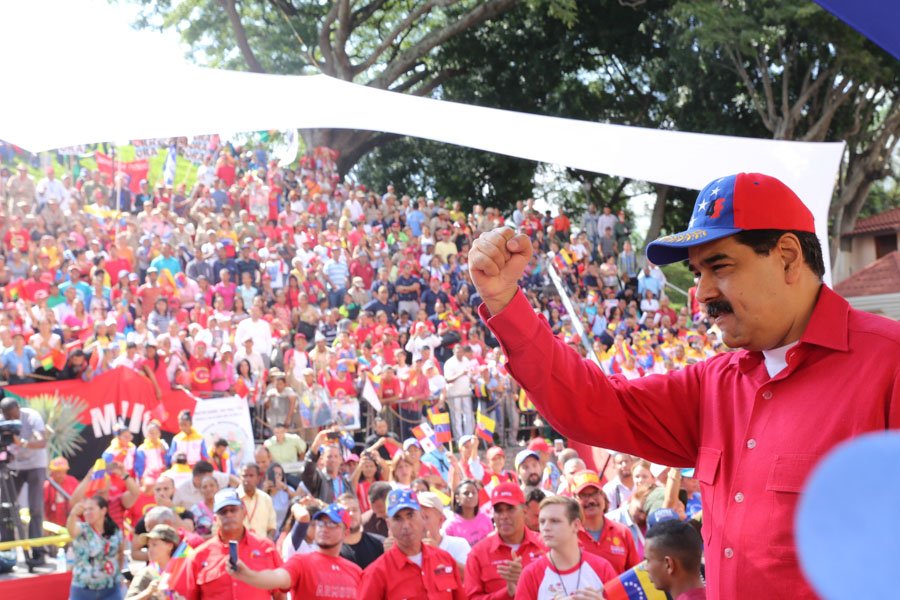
[795,432,900,598]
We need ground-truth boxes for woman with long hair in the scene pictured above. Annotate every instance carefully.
[444,479,493,547]
[67,495,125,600]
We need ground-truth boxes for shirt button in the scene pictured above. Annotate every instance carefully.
[747,439,757,449]
[762,390,773,400]
[724,548,734,559]
[734,492,744,503]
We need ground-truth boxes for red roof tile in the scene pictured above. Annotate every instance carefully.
[847,207,900,236]
[834,251,900,297]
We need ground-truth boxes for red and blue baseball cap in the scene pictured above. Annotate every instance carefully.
[387,489,420,517]
[646,173,815,265]
[312,503,351,528]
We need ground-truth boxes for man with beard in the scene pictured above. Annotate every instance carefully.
[231,503,361,600]
[335,492,384,569]
[514,450,543,495]
[469,173,900,600]
[571,470,640,574]
[465,482,546,600]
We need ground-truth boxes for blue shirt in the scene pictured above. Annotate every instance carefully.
[150,255,182,276]
[407,210,427,237]
[2,346,36,377]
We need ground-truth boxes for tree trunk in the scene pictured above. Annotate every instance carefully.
[645,184,669,244]
[300,128,401,177]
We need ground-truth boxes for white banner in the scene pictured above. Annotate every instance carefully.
[192,395,255,467]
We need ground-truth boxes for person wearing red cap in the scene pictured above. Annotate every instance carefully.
[515,496,616,600]
[470,172,900,600]
[464,482,546,600]
[571,470,639,574]
[231,503,361,600]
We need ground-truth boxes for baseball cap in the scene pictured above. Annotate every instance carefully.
[486,446,505,460]
[416,491,445,512]
[147,524,181,545]
[312,503,351,528]
[527,438,552,454]
[647,508,681,529]
[646,173,814,265]
[490,482,526,507]
[514,449,540,470]
[213,488,243,513]
[458,434,475,448]
[571,470,603,495]
[48,457,70,471]
[403,438,421,451]
[387,489,420,517]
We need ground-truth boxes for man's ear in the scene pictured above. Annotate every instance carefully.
[776,233,803,283]
[666,555,677,575]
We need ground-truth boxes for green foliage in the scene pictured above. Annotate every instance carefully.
[25,394,87,459]
[660,261,693,308]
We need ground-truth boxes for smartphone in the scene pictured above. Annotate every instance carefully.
[228,540,238,571]
[554,439,565,453]
[326,431,341,440]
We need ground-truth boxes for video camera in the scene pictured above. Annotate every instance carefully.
[0,420,22,454]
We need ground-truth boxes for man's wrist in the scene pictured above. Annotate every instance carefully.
[482,289,518,317]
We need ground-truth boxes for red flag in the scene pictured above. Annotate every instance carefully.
[382,437,402,459]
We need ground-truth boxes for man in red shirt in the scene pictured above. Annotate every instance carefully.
[231,503,361,599]
[571,470,639,574]
[178,488,283,599]
[469,173,900,600]
[359,489,464,600]
[42,457,78,527]
[516,496,616,599]
[465,482,546,600]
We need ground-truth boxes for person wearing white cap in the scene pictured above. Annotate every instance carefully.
[178,488,282,599]
[417,491,471,572]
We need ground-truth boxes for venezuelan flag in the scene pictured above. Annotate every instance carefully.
[87,458,110,495]
[475,410,495,444]
[427,408,452,444]
[603,562,667,600]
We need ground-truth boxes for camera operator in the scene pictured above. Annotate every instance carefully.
[0,397,49,566]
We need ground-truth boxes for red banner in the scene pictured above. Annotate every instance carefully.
[6,367,196,477]
[94,152,149,193]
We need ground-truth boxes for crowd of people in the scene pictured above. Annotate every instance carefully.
[0,141,714,599]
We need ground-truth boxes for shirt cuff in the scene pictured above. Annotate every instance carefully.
[478,289,544,353]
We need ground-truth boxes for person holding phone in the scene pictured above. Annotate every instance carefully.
[230,503,361,600]
[300,426,352,503]
[176,488,283,599]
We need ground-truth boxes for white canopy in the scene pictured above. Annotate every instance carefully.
[0,1,843,280]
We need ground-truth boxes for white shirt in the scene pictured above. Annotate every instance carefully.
[235,317,274,356]
[439,535,471,567]
[443,355,471,398]
[762,341,799,378]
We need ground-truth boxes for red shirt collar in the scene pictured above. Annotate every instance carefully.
[486,526,545,552]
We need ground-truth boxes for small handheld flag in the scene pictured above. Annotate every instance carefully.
[427,408,452,444]
[603,562,667,600]
[475,410,495,444]
[411,422,438,454]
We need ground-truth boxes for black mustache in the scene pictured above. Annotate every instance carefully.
[706,301,733,318]
[582,502,600,510]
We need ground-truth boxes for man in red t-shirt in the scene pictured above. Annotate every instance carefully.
[515,496,616,599]
[231,503,361,599]
[43,457,79,527]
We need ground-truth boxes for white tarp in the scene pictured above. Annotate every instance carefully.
[0,1,843,280]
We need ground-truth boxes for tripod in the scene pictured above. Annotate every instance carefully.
[0,457,37,572]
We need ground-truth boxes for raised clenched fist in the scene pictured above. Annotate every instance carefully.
[468,227,533,315]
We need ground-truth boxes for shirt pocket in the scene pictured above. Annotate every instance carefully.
[429,570,460,597]
[765,453,819,551]
[694,446,722,546]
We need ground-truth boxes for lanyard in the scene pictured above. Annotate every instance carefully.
[242,495,258,524]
